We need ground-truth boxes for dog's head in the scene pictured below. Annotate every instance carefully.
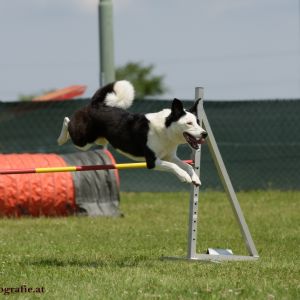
[165,98,207,149]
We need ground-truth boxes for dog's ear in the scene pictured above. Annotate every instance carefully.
[166,98,185,127]
[189,98,201,115]
[171,98,184,115]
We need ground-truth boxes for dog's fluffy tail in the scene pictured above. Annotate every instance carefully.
[94,80,134,109]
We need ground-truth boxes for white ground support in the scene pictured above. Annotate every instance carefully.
[163,87,259,262]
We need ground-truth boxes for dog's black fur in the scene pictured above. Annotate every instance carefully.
[67,84,158,168]
[67,85,203,171]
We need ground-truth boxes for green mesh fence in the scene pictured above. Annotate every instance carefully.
[0,98,299,191]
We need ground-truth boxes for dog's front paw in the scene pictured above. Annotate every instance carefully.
[176,170,192,183]
[191,174,201,187]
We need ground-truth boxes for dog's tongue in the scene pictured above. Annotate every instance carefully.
[198,137,206,144]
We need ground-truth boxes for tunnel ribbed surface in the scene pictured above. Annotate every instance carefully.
[61,150,120,217]
[0,153,75,217]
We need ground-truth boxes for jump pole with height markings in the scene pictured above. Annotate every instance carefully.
[0,160,193,175]
[163,87,259,262]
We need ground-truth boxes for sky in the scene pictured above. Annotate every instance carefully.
[0,0,299,101]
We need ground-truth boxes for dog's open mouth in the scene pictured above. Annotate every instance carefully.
[183,132,207,149]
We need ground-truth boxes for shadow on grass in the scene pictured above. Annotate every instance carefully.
[28,255,156,269]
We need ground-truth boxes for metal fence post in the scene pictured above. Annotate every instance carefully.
[98,0,115,86]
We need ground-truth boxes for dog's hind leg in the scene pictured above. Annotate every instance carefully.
[57,117,70,145]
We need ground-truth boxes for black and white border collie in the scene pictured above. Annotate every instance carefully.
[57,80,207,186]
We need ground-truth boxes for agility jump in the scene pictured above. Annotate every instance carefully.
[0,82,259,262]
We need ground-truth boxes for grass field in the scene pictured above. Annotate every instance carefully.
[0,191,299,299]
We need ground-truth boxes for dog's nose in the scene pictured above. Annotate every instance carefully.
[202,131,208,138]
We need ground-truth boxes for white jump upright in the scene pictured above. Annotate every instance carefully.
[164,87,259,262]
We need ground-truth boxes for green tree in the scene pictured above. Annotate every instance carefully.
[18,89,55,101]
[18,93,39,101]
[116,62,167,99]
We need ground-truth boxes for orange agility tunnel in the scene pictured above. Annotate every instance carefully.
[0,150,120,217]
[0,153,74,217]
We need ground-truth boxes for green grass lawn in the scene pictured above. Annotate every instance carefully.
[0,191,299,299]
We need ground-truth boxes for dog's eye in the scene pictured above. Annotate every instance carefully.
[187,122,193,125]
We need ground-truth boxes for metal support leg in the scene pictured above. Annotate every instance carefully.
[202,110,259,258]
